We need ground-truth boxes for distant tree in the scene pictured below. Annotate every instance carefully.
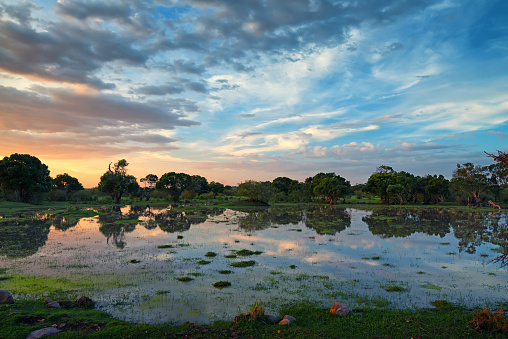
[309,173,351,204]
[209,181,225,197]
[0,153,51,202]
[451,163,491,207]
[237,180,274,204]
[140,174,158,201]
[375,165,395,174]
[52,173,84,193]
[98,159,139,204]
[365,171,395,204]
[190,175,209,195]
[156,172,192,202]
[423,174,450,204]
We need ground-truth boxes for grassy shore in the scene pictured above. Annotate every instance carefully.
[1,298,507,338]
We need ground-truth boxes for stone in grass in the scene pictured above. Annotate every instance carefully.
[330,302,349,317]
[43,298,60,308]
[0,290,14,304]
[279,315,296,325]
[26,327,61,339]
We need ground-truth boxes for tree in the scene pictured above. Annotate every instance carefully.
[209,181,225,197]
[423,174,450,204]
[0,153,52,202]
[140,174,158,201]
[451,163,491,207]
[52,173,84,192]
[312,175,351,204]
[365,171,395,204]
[237,180,274,204]
[190,175,209,195]
[156,172,192,202]
[98,159,139,204]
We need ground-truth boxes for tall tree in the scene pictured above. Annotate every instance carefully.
[310,173,351,204]
[98,159,139,204]
[140,174,158,201]
[0,153,51,202]
[451,163,491,207]
[52,173,84,192]
[237,180,274,204]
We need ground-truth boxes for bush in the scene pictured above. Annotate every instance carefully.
[69,190,95,203]
[47,189,68,201]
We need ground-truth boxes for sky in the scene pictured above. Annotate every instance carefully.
[0,0,507,188]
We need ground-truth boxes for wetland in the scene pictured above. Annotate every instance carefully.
[0,203,507,325]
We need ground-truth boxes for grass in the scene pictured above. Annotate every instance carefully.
[176,277,193,282]
[385,285,406,292]
[235,249,263,256]
[204,251,217,257]
[197,260,211,265]
[213,281,231,289]
[230,260,256,268]
[0,299,501,338]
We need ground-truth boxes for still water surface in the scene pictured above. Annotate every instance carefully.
[0,205,507,324]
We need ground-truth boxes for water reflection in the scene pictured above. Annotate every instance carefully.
[0,219,51,258]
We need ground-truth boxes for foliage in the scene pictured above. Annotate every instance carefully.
[140,174,158,201]
[308,172,351,204]
[156,172,192,202]
[209,181,225,196]
[0,153,52,203]
[52,173,84,192]
[237,180,274,204]
[451,163,491,207]
[469,306,508,334]
[98,159,139,204]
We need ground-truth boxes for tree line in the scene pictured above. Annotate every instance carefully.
[0,151,506,206]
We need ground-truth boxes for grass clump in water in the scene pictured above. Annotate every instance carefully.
[158,244,174,249]
[204,252,217,257]
[130,259,141,264]
[236,249,263,256]
[230,260,256,268]
[218,270,232,274]
[225,254,237,259]
[422,283,442,290]
[176,277,193,282]
[213,281,231,289]
[384,285,405,292]
[197,260,211,265]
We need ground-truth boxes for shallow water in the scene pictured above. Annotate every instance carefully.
[0,205,507,324]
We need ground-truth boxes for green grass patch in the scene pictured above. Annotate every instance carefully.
[384,285,406,292]
[422,283,442,290]
[213,281,231,289]
[235,249,263,256]
[176,277,193,282]
[218,270,232,274]
[157,244,174,248]
[197,260,211,265]
[230,260,256,268]
[204,252,217,257]
[225,254,237,258]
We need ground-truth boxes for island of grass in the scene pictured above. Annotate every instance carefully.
[230,260,256,268]
[235,249,263,256]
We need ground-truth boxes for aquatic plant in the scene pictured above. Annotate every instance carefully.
[230,260,256,268]
[213,281,231,289]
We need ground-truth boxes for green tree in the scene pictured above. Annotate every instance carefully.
[423,174,450,204]
[209,181,225,197]
[365,171,395,204]
[140,174,158,201]
[156,172,192,202]
[312,175,351,205]
[237,180,274,204]
[0,153,51,202]
[98,159,139,204]
[52,173,84,192]
[190,175,209,195]
[451,163,491,207]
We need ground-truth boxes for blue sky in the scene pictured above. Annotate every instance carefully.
[0,0,506,187]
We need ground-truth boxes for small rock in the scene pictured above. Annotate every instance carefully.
[279,315,296,325]
[47,301,61,308]
[278,318,291,325]
[26,327,60,339]
[0,290,14,304]
[73,296,94,308]
[330,302,349,317]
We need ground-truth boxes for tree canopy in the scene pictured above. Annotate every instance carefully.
[98,159,139,204]
[0,153,52,202]
[52,173,84,192]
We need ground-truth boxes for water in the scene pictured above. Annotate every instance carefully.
[0,205,507,324]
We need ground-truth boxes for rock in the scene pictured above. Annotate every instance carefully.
[74,296,94,308]
[330,302,349,317]
[279,315,296,325]
[0,290,14,304]
[47,301,61,308]
[26,327,60,339]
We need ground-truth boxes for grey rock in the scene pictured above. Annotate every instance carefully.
[330,302,349,317]
[265,314,279,323]
[0,290,14,304]
[26,327,60,339]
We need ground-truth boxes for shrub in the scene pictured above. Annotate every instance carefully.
[469,306,508,334]
[47,189,68,201]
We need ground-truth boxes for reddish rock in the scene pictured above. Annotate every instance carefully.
[330,302,349,316]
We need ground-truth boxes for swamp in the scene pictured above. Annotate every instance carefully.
[1,203,507,328]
